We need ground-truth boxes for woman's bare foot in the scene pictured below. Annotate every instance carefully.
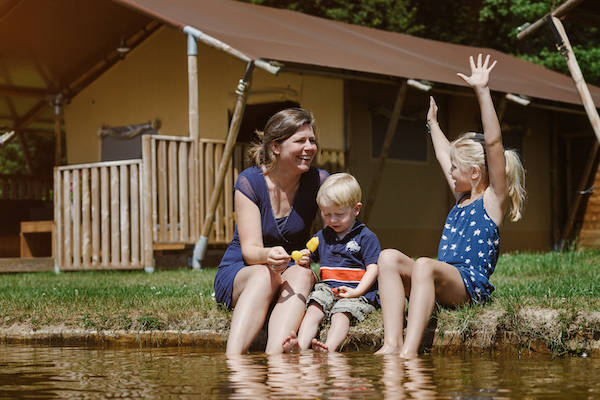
[282,331,301,353]
[398,351,418,359]
[311,338,329,352]
[375,344,401,355]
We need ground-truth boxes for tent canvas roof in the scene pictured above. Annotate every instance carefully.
[1,0,599,134]
[116,0,600,106]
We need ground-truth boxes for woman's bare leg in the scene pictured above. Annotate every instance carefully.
[266,265,315,354]
[227,265,281,355]
[324,312,351,352]
[400,257,469,358]
[376,249,415,354]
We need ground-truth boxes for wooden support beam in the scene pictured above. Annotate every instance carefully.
[548,16,600,144]
[0,84,49,98]
[363,80,408,224]
[192,61,255,268]
[516,0,584,40]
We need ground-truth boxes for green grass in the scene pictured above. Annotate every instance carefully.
[0,269,229,331]
[0,249,599,341]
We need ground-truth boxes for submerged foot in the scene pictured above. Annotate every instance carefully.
[311,338,329,352]
[282,331,301,353]
[374,344,401,355]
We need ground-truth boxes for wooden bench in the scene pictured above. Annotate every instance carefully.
[20,220,53,258]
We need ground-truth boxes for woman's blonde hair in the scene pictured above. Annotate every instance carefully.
[317,173,362,209]
[450,132,526,222]
[247,108,317,171]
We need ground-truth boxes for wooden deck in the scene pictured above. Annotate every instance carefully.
[0,257,54,273]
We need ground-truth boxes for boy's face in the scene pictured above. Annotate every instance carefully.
[320,202,362,237]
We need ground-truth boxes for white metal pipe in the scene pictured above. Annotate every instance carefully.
[183,26,280,75]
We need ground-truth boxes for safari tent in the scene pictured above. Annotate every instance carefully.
[2,0,600,271]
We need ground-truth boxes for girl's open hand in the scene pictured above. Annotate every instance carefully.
[457,54,497,89]
[426,96,438,124]
[267,246,290,273]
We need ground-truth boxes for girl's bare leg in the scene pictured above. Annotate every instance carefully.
[296,303,325,350]
[227,265,281,355]
[266,265,315,354]
[375,249,415,354]
[323,312,351,352]
[400,257,469,358]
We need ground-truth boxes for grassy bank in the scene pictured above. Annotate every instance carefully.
[1,249,599,354]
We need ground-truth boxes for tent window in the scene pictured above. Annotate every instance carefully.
[371,114,427,161]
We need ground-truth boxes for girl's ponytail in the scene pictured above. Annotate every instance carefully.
[504,149,526,222]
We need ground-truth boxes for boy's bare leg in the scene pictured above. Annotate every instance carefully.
[375,249,414,354]
[323,312,351,352]
[311,338,328,352]
[296,303,325,350]
[266,265,315,355]
[400,257,469,358]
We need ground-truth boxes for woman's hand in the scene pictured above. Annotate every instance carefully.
[457,54,497,89]
[426,96,438,125]
[334,286,359,299]
[267,246,291,273]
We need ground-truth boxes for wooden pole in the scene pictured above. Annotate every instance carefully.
[545,15,600,248]
[362,80,408,224]
[516,0,584,40]
[548,16,600,143]
[54,95,63,166]
[192,61,255,268]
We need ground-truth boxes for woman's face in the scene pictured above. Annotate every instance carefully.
[272,124,317,173]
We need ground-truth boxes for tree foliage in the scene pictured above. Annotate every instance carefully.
[242,0,600,86]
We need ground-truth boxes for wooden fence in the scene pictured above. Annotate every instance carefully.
[54,134,345,271]
[54,160,144,270]
[0,174,53,201]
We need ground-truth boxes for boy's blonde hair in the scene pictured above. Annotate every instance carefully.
[450,132,526,222]
[317,173,361,208]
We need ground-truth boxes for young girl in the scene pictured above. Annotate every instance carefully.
[375,54,526,357]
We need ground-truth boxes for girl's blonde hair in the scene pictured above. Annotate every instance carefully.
[450,132,526,222]
[317,173,362,209]
[247,108,317,172]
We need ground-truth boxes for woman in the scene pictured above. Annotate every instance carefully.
[214,108,329,355]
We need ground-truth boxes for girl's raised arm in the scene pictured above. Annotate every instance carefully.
[427,96,457,197]
[457,55,508,220]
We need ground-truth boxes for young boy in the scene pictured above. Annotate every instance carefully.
[283,173,380,352]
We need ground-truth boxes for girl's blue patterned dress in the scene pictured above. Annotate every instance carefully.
[437,196,499,302]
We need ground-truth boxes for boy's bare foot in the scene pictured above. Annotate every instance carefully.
[311,338,329,352]
[282,331,301,353]
[374,344,401,355]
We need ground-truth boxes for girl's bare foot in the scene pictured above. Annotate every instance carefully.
[311,338,328,352]
[375,344,401,355]
[282,331,301,353]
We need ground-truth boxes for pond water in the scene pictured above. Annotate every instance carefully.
[1,344,599,399]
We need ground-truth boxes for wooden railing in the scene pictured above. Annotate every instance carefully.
[142,135,198,253]
[54,160,144,270]
[0,174,53,201]
[53,134,346,271]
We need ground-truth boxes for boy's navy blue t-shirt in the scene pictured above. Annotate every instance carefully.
[312,220,381,305]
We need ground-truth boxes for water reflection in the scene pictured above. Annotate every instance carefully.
[1,344,600,399]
